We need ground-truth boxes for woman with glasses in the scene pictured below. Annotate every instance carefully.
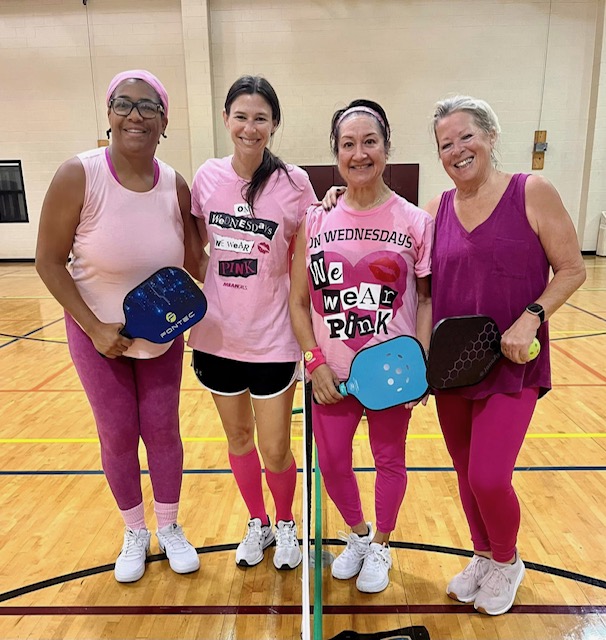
[36,70,203,584]
[188,76,316,570]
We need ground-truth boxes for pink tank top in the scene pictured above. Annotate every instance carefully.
[432,173,551,398]
[70,147,185,359]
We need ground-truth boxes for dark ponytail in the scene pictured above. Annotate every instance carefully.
[225,75,296,216]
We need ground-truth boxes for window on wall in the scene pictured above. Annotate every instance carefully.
[0,161,29,223]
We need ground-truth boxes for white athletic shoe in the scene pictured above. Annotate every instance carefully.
[356,542,392,593]
[114,528,151,583]
[273,520,302,570]
[331,523,373,580]
[474,555,526,615]
[235,518,275,567]
[447,554,492,603]
[156,523,200,574]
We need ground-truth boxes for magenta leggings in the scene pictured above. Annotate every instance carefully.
[435,388,539,562]
[312,395,411,533]
[65,313,185,510]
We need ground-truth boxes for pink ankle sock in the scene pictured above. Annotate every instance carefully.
[229,448,268,524]
[154,501,179,529]
[265,459,296,523]
[120,502,146,530]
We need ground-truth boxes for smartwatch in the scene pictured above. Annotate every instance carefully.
[525,303,545,324]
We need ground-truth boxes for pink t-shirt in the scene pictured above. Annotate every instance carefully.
[305,193,434,380]
[188,156,317,362]
[70,147,185,359]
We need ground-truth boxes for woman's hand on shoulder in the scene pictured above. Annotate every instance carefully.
[311,364,344,405]
[321,186,346,211]
[90,321,134,359]
[423,195,441,219]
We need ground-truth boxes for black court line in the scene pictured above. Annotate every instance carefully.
[0,319,64,350]
[0,540,604,606]
[565,301,606,324]
[2,465,606,477]
[0,332,67,345]
[1,604,606,615]
[552,331,606,341]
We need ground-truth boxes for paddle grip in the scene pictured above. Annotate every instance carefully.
[338,382,348,397]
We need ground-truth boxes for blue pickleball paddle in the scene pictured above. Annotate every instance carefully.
[338,336,429,410]
[121,266,207,343]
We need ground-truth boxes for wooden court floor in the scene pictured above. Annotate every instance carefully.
[1,258,606,640]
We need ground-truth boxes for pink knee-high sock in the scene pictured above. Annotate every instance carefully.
[265,459,296,523]
[229,448,268,524]
[120,501,146,531]
[154,501,179,529]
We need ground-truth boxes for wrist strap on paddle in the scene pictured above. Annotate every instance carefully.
[304,347,326,374]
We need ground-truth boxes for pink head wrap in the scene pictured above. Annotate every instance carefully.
[106,69,169,117]
[336,105,386,130]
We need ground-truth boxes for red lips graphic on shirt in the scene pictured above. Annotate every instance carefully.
[258,242,270,254]
[368,256,401,282]
[310,250,408,351]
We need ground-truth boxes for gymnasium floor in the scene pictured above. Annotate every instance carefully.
[1,258,605,640]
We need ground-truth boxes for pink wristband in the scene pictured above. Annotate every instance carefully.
[304,347,326,374]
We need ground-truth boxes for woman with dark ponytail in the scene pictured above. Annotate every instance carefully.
[188,75,317,570]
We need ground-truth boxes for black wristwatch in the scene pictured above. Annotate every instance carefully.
[525,303,545,324]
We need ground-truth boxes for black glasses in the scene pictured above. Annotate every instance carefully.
[110,97,164,119]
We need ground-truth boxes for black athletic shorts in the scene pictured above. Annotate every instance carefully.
[192,350,299,399]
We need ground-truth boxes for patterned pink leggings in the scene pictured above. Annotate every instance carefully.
[65,313,185,511]
[435,388,539,562]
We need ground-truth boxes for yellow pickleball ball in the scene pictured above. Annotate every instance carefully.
[528,338,541,361]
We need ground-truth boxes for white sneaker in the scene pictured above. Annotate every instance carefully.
[331,523,373,580]
[356,542,392,593]
[474,555,526,615]
[273,520,302,570]
[156,523,200,574]
[114,528,150,583]
[235,518,275,567]
[447,554,492,603]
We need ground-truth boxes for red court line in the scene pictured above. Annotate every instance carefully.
[0,604,605,615]
[551,342,606,383]
[30,363,75,392]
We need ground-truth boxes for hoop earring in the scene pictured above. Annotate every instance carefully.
[106,128,111,139]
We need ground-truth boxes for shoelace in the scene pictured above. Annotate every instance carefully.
[275,523,297,547]
[122,530,148,557]
[366,545,391,568]
[462,556,490,582]
[478,563,508,596]
[242,521,265,547]
[160,525,190,551]
[337,530,369,558]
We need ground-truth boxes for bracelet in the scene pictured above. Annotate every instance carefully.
[303,347,326,374]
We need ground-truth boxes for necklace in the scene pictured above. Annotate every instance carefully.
[345,187,392,211]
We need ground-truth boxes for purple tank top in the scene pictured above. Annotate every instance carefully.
[432,173,551,399]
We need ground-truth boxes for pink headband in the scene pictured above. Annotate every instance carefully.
[106,69,169,117]
[336,105,386,130]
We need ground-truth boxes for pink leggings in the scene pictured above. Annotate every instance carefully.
[65,313,185,511]
[312,395,411,533]
[435,388,539,562]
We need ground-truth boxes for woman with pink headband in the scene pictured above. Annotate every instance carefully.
[290,99,434,593]
[36,69,203,583]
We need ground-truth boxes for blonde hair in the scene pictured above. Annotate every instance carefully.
[431,95,501,165]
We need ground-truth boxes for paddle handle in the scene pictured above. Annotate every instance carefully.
[338,382,348,397]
